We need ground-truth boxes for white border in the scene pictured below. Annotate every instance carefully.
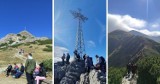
[52,0,54,83]
[106,0,108,84]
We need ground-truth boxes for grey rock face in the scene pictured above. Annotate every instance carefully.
[80,70,106,84]
[54,61,106,84]
[54,60,85,84]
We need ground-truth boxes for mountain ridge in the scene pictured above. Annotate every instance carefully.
[109,30,160,67]
[0,30,48,46]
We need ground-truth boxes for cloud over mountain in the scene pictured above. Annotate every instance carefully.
[108,13,160,36]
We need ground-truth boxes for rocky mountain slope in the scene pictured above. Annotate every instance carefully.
[54,60,106,84]
[108,30,160,67]
[0,30,48,46]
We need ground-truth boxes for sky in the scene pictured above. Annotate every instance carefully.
[54,0,106,64]
[109,0,160,36]
[0,0,52,38]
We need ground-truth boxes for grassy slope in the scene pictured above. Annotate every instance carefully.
[0,43,52,66]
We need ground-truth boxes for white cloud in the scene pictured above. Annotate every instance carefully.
[108,13,160,36]
[108,14,146,32]
[139,29,160,36]
[87,40,96,48]
[150,23,160,28]
[121,15,146,28]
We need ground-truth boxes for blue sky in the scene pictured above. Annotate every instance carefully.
[54,0,106,64]
[0,0,52,38]
[108,0,160,36]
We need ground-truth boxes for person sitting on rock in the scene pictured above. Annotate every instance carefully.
[66,53,70,64]
[14,63,25,78]
[6,63,12,77]
[11,63,19,76]
[85,55,91,73]
[34,63,47,84]
[61,53,65,65]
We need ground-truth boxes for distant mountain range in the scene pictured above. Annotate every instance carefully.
[109,30,160,67]
[0,30,48,46]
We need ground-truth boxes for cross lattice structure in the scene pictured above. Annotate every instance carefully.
[70,9,88,58]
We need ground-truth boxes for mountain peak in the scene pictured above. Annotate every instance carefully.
[19,30,34,38]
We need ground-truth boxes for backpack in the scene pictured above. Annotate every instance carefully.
[100,56,105,64]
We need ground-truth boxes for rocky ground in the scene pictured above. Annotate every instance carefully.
[122,73,137,84]
[54,60,106,84]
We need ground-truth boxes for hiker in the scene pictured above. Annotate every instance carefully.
[89,57,94,69]
[6,63,12,77]
[95,55,102,70]
[14,63,25,78]
[132,64,137,78]
[127,63,132,78]
[74,50,78,56]
[66,53,70,64]
[83,54,86,60]
[74,50,80,62]
[77,54,80,62]
[33,65,40,78]
[25,53,36,84]
[99,56,106,73]
[11,63,19,75]
[35,63,47,84]
[85,55,91,73]
[61,53,65,65]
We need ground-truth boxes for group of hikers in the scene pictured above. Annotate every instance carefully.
[18,49,25,55]
[84,54,106,74]
[5,53,47,84]
[6,63,24,78]
[61,50,106,74]
[61,53,70,65]
[126,63,137,79]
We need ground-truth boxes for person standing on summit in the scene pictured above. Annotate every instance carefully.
[25,53,36,84]
[61,53,65,65]
[66,53,70,64]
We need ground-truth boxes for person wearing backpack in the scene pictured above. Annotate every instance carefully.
[66,53,70,64]
[85,55,91,73]
[25,53,36,84]
[6,63,12,77]
[99,56,106,73]
[95,55,102,70]
[89,57,94,69]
